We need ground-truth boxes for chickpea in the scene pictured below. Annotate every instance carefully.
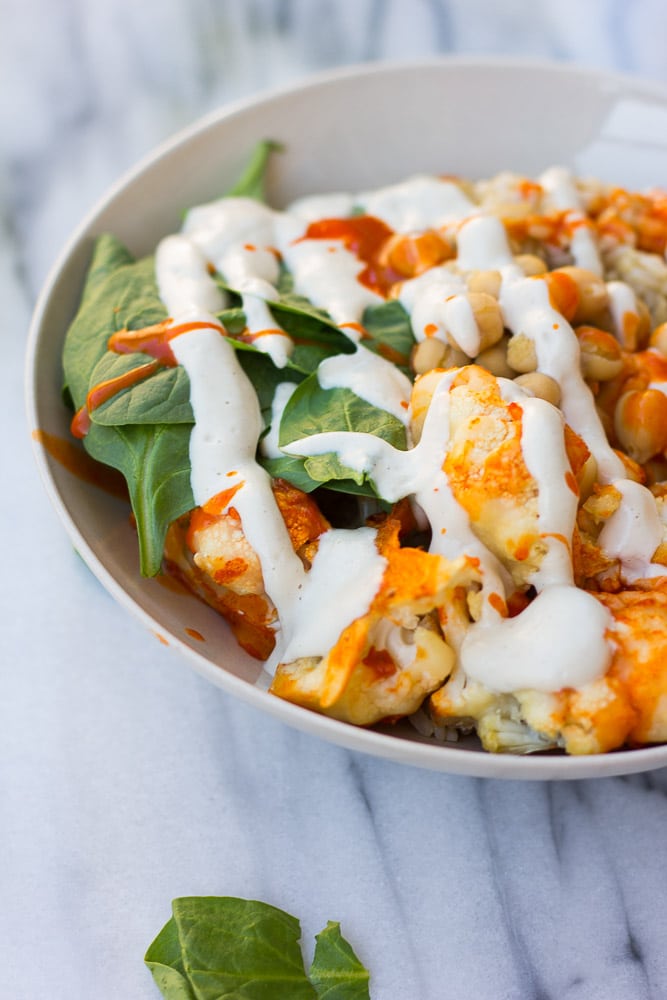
[475,334,515,379]
[514,372,562,407]
[441,343,471,369]
[612,295,651,352]
[382,230,452,278]
[507,333,538,373]
[514,254,548,276]
[466,291,504,353]
[467,269,502,299]
[410,370,443,443]
[576,325,624,382]
[557,266,609,324]
[541,269,580,323]
[614,388,667,465]
[411,337,447,375]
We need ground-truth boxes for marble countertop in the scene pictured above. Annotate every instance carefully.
[5,2,667,997]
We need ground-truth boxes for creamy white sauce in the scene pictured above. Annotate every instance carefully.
[607,280,640,343]
[398,267,468,346]
[169,324,306,634]
[459,586,613,693]
[277,527,387,663]
[287,192,356,222]
[515,394,577,589]
[570,224,603,275]
[539,166,603,275]
[357,175,476,232]
[239,293,293,369]
[259,381,299,460]
[317,345,413,426]
[279,239,382,325]
[155,236,226,316]
[284,371,611,691]
[183,197,277,261]
[598,478,665,582]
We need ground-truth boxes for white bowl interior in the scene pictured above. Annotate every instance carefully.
[27,59,667,778]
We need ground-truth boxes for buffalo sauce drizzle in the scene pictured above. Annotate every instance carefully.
[70,318,225,438]
[301,215,402,297]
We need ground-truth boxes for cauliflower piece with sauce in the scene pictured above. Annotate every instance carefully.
[164,478,329,660]
[270,519,480,726]
[412,365,589,590]
[429,581,667,755]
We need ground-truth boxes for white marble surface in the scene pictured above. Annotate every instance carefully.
[5,2,667,998]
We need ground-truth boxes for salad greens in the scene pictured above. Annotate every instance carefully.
[265,375,406,494]
[61,141,414,576]
[226,140,283,202]
[145,897,370,1000]
[62,237,194,575]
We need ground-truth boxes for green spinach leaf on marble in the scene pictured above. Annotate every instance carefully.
[309,921,371,1000]
[144,897,370,1000]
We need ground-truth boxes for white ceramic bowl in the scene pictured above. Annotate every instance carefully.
[27,58,667,779]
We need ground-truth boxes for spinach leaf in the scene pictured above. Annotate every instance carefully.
[87,352,194,426]
[260,456,379,499]
[305,452,366,488]
[145,917,197,1000]
[279,376,407,450]
[273,374,406,493]
[260,455,322,493]
[225,140,282,201]
[235,349,302,426]
[154,897,316,1000]
[84,421,194,577]
[144,898,370,1000]
[61,143,291,581]
[272,298,353,354]
[266,378,407,496]
[63,251,167,412]
[309,922,371,1000]
[361,300,415,373]
[79,232,135,307]
[217,294,353,355]
[62,238,193,576]
[216,307,247,336]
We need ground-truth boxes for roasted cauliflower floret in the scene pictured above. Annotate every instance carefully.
[412,365,587,588]
[429,580,667,755]
[164,479,329,660]
[270,520,480,726]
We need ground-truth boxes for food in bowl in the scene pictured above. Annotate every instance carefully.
[61,141,667,755]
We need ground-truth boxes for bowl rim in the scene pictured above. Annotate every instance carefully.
[25,55,667,780]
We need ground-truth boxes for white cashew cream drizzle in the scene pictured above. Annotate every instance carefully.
[153,168,666,692]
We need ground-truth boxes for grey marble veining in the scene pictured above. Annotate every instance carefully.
[4,2,667,998]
